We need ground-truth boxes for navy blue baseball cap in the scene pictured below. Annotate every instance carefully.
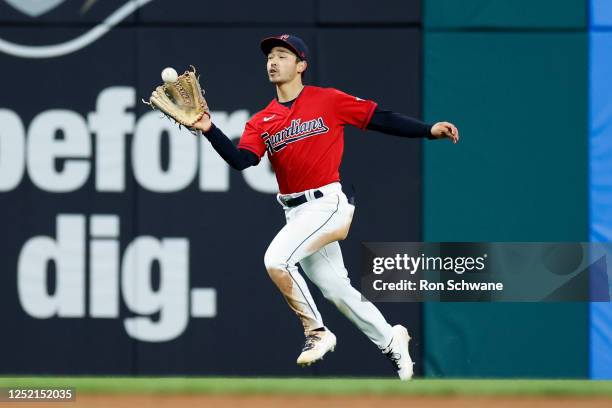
[260,34,309,61]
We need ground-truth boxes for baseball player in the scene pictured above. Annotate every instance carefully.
[192,34,459,380]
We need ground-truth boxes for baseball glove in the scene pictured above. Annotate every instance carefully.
[143,65,209,130]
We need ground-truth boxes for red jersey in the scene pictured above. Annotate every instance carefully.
[238,86,377,194]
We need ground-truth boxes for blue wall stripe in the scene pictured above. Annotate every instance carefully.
[591,0,612,28]
[589,0,612,380]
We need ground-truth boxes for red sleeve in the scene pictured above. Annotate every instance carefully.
[237,118,266,159]
[330,88,378,129]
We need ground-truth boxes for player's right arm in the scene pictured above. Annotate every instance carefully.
[193,116,263,171]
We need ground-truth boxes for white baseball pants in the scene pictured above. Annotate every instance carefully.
[263,182,393,349]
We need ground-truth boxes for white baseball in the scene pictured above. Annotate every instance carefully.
[161,67,178,83]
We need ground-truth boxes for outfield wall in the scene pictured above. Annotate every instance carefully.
[422,0,590,378]
[0,0,423,376]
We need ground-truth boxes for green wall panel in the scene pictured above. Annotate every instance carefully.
[424,304,588,377]
[425,0,587,29]
[424,33,587,242]
[423,32,589,378]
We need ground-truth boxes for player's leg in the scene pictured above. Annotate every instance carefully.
[299,241,392,348]
[264,218,340,366]
[263,189,351,365]
[300,242,414,380]
[265,183,412,377]
[264,221,325,335]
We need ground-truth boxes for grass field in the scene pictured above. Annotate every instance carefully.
[1,377,611,397]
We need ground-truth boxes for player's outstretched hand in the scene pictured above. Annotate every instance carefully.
[431,122,459,144]
[192,113,212,132]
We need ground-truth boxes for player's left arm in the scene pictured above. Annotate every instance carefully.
[367,108,459,144]
[331,89,459,143]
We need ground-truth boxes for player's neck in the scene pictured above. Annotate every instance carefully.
[276,78,304,103]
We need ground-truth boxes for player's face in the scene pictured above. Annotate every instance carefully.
[267,46,304,84]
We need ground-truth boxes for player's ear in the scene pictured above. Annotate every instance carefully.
[297,60,307,74]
